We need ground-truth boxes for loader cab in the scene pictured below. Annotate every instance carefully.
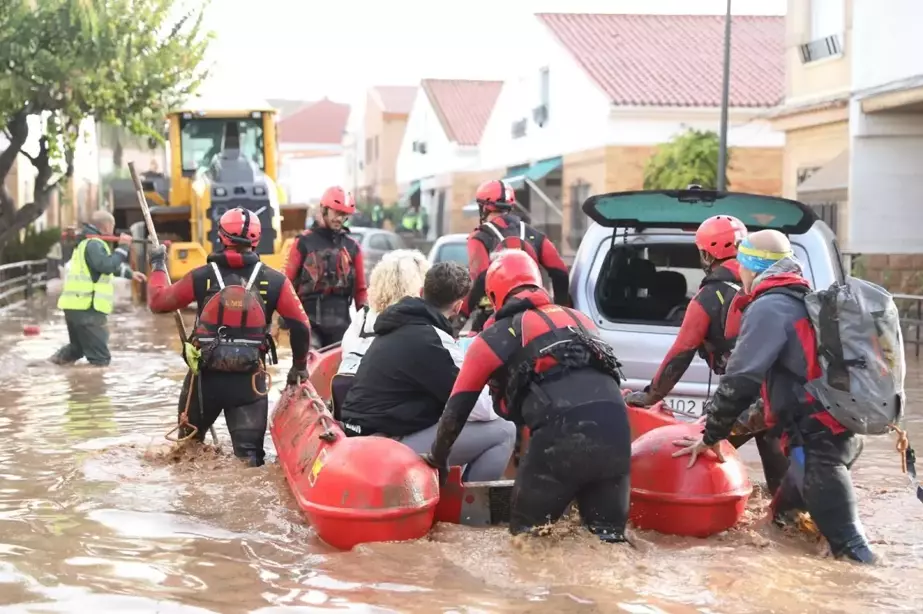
[170,108,278,206]
[161,108,282,262]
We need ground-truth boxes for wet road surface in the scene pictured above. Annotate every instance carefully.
[1,302,922,613]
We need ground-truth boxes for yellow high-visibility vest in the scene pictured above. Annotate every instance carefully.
[57,238,115,314]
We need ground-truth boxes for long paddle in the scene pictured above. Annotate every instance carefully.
[127,162,218,445]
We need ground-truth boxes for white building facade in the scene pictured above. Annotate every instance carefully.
[848,0,923,254]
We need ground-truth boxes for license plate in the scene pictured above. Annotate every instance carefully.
[663,397,703,417]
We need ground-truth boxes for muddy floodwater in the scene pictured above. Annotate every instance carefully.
[1,303,922,614]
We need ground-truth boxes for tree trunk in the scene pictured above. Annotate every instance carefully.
[0,132,71,250]
[0,110,30,228]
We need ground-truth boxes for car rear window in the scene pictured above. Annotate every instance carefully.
[583,189,817,235]
[594,240,813,327]
[435,242,468,266]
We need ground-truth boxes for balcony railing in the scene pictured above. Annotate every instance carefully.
[800,34,843,63]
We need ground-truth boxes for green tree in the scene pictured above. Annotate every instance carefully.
[642,128,731,190]
[0,0,212,248]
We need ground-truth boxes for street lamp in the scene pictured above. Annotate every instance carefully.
[717,0,732,192]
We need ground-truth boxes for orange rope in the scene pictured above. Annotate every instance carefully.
[164,375,199,443]
[251,360,271,396]
[890,424,910,474]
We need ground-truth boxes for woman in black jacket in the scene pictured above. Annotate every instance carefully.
[340,262,515,481]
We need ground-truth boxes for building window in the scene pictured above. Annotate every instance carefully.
[801,0,845,63]
[365,138,372,164]
[374,136,379,161]
[811,202,839,237]
[810,0,844,41]
[568,179,592,252]
[539,67,550,109]
[532,67,551,127]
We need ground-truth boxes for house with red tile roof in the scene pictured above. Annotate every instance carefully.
[476,12,786,253]
[395,79,503,237]
[274,98,351,217]
[354,85,418,207]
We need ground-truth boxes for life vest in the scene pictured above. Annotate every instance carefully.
[489,305,623,424]
[696,266,743,373]
[473,216,543,309]
[296,230,359,300]
[57,238,115,314]
[192,262,274,373]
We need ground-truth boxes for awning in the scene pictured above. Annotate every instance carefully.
[464,157,563,215]
[797,150,849,205]
[398,180,422,206]
[503,156,563,186]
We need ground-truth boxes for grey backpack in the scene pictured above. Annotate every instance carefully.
[799,277,905,435]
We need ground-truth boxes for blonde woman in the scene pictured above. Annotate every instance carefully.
[332,250,430,411]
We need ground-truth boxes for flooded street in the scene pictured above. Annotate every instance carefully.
[1,302,922,614]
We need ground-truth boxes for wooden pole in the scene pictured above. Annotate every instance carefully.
[128,162,218,445]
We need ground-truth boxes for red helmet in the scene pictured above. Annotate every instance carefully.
[218,207,261,248]
[485,249,543,310]
[320,186,356,214]
[695,215,747,260]
[475,180,516,215]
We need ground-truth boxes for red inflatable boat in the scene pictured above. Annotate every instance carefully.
[272,344,750,543]
[270,379,439,550]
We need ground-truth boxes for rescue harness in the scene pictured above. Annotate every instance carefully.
[498,307,624,423]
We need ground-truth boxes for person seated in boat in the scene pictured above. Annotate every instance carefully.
[625,215,789,496]
[340,262,516,481]
[333,249,430,417]
[673,230,876,564]
[147,208,313,467]
[423,250,631,543]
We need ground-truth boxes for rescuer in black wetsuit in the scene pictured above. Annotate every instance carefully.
[625,214,789,495]
[148,208,312,466]
[423,249,630,542]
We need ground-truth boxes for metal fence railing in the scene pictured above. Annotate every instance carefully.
[894,294,923,358]
[0,259,49,313]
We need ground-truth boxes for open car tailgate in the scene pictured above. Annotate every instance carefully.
[582,188,818,235]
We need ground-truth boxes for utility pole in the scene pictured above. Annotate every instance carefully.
[717,0,732,192]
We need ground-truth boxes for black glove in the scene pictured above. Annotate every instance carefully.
[286,364,309,387]
[624,390,656,408]
[149,244,167,272]
[420,452,449,489]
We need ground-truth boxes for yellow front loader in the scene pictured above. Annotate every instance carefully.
[140,102,289,280]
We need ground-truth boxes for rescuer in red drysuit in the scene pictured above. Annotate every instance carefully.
[461,179,570,332]
[284,186,368,347]
[625,214,789,495]
[423,250,630,542]
[147,208,312,467]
